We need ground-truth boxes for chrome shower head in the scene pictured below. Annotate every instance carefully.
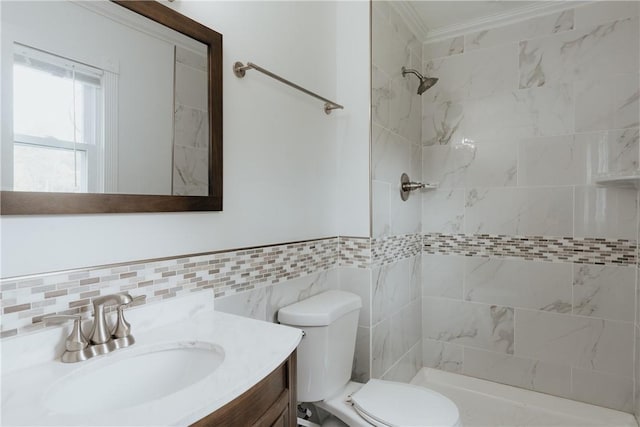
[401,66,439,95]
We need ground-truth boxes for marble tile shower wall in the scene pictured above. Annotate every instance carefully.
[172,45,209,196]
[370,1,424,383]
[421,2,640,413]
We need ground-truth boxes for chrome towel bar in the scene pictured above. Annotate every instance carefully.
[233,61,344,115]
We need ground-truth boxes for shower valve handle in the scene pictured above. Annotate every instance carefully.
[401,181,426,191]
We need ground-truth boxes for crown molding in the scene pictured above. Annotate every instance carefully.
[420,0,592,44]
[389,1,430,43]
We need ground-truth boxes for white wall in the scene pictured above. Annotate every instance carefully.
[1,1,343,277]
[336,0,371,237]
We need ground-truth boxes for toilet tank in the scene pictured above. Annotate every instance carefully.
[278,291,361,402]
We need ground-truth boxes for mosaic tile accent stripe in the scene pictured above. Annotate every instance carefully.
[372,234,422,266]
[338,236,371,268]
[0,238,339,338]
[423,233,637,266]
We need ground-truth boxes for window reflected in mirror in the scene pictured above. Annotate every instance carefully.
[13,44,104,193]
[3,1,210,197]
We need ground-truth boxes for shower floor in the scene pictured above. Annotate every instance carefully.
[411,368,637,427]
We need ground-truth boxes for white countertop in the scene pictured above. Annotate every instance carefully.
[1,292,302,426]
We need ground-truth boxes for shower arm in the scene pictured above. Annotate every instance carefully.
[401,67,424,80]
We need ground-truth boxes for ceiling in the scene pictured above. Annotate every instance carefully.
[409,1,539,33]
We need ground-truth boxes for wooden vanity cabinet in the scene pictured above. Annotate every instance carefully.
[191,351,297,427]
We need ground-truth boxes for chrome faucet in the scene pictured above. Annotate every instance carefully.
[43,292,145,363]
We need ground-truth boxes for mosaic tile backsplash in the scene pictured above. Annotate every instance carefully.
[338,236,371,268]
[1,238,338,338]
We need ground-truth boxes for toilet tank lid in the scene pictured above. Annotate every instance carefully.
[278,290,362,326]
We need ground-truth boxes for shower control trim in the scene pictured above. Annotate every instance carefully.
[400,173,437,201]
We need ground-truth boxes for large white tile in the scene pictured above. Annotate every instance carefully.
[339,267,372,327]
[372,65,390,129]
[389,179,421,236]
[174,62,207,111]
[390,299,421,361]
[463,347,571,397]
[175,45,206,72]
[422,99,465,146]
[382,340,422,382]
[571,367,634,413]
[172,145,209,196]
[372,123,419,185]
[423,297,514,354]
[464,186,574,236]
[514,309,634,377]
[422,145,463,188]
[574,186,638,240]
[353,326,371,383]
[575,74,640,132]
[372,317,393,378]
[423,36,464,60]
[389,73,422,144]
[387,4,422,64]
[422,189,465,234]
[423,141,517,189]
[462,84,574,140]
[372,255,420,324]
[265,270,335,323]
[574,1,640,29]
[422,43,518,104]
[422,254,464,299]
[600,128,639,176]
[517,134,601,186]
[572,264,636,322]
[422,338,463,373]
[372,180,390,239]
[462,140,517,188]
[174,104,208,149]
[214,287,268,321]
[465,258,572,313]
[519,17,639,88]
[465,10,574,52]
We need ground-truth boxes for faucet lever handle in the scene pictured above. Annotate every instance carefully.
[122,294,146,308]
[113,295,145,339]
[42,314,88,351]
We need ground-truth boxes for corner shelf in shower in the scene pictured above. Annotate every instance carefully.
[593,172,640,189]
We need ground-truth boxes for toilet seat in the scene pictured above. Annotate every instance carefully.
[349,379,461,427]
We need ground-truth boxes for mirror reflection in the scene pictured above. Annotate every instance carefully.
[1,1,209,196]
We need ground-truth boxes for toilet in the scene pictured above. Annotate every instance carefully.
[278,290,461,427]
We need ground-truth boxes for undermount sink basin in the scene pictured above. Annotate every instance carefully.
[44,342,225,414]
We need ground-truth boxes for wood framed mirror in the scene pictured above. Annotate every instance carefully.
[0,0,222,214]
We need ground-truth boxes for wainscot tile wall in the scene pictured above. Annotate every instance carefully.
[216,233,425,384]
[420,1,639,414]
[0,238,338,338]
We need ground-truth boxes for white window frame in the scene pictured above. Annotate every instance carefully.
[11,44,107,193]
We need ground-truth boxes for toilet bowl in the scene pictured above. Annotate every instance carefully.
[278,290,461,427]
